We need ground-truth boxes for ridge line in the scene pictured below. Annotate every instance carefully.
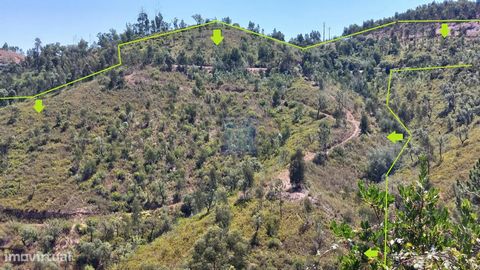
[0,19,478,100]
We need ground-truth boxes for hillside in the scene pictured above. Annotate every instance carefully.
[0,1,480,269]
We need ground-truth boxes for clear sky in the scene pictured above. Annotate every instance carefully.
[2,0,440,52]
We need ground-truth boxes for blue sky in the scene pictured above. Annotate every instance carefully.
[2,0,439,52]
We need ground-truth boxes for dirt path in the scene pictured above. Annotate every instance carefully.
[330,110,360,152]
[277,108,360,201]
[172,65,267,73]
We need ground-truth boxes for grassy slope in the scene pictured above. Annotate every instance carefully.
[118,24,480,269]
[388,69,480,202]
[0,17,479,270]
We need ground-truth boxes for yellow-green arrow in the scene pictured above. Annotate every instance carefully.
[364,247,379,259]
[33,99,45,113]
[211,29,224,45]
[440,23,450,38]
[387,131,403,143]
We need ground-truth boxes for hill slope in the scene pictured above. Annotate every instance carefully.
[0,1,479,269]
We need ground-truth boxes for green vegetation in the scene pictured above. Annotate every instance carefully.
[332,157,480,269]
[0,1,479,269]
[289,149,306,191]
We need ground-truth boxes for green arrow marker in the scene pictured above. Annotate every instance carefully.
[440,23,450,38]
[387,131,403,143]
[33,99,45,113]
[211,29,224,45]
[364,247,379,259]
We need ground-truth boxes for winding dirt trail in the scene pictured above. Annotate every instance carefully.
[277,108,360,201]
[334,110,361,151]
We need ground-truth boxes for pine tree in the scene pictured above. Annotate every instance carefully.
[318,121,331,152]
[456,158,480,206]
[332,156,480,269]
[205,167,218,213]
[289,149,305,191]
[316,93,327,119]
[241,164,254,197]
[360,112,369,134]
[272,89,281,107]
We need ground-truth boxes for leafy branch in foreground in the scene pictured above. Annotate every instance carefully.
[331,156,480,269]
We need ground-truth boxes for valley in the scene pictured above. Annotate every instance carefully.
[0,1,479,269]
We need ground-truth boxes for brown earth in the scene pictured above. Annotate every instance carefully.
[277,108,361,201]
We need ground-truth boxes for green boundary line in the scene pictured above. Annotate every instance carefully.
[382,63,472,267]
[0,18,479,100]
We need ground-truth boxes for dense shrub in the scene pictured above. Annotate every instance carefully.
[80,159,97,182]
[189,227,247,270]
[214,205,232,229]
[313,152,328,166]
[76,239,112,269]
[365,145,400,182]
